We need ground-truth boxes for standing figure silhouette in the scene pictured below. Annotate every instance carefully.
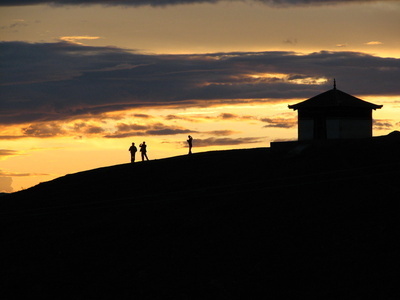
[187,135,193,154]
[128,142,137,163]
[139,142,149,161]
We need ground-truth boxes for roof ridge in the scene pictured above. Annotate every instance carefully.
[288,88,383,110]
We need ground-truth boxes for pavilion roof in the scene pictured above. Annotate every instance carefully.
[289,87,383,111]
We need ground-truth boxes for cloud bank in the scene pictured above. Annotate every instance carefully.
[1,41,400,127]
[104,122,193,138]
[0,0,387,7]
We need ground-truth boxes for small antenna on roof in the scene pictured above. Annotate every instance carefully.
[333,78,337,90]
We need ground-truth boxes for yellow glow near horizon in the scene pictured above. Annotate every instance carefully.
[2,94,398,192]
[0,101,291,191]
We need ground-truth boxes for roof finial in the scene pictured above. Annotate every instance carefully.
[334,78,337,90]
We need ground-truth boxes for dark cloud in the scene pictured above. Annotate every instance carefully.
[22,123,65,137]
[83,126,105,134]
[0,135,26,140]
[164,114,255,123]
[0,0,216,6]
[71,122,105,134]
[165,115,184,121]
[205,130,238,136]
[0,149,19,156]
[133,114,152,119]
[219,113,237,120]
[216,113,255,121]
[261,117,297,128]
[146,128,192,135]
[103,132,143,139]
[373,119,397,131]
[1,41,399,126]
[0,0,382,7]
[256,0,382,6]
[192,137,264,147]
[105,122,194,138]
[164,115,196,122]
[116,123,148,132]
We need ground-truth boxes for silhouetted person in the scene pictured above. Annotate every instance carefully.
[139,141,149,161]
[187,135,193,154]
[128,142,137,163]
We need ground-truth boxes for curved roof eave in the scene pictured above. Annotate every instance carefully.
[288,89,383,111]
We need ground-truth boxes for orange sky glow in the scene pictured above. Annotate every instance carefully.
[1,0,399,192]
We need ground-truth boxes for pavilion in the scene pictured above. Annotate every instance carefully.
[288,80,383,141]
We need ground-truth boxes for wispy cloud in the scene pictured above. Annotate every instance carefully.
[0,19,28,31]
[204,130,239,136]
[283,38,298,45]
[59,36,101,45]
[365,41,383,45]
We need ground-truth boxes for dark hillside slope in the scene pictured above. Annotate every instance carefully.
[2,132,400,299]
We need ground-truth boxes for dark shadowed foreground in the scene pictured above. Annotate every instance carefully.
[2,132,400,299]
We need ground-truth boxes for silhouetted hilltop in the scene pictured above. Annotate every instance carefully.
[2,132,400,299]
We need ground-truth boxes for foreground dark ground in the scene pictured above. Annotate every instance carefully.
[2,132,400,299]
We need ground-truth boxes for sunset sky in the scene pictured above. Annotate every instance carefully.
[1,0,400,192]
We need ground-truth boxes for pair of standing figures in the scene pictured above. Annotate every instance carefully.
[129,142,149,163]
[128,136,193,163]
